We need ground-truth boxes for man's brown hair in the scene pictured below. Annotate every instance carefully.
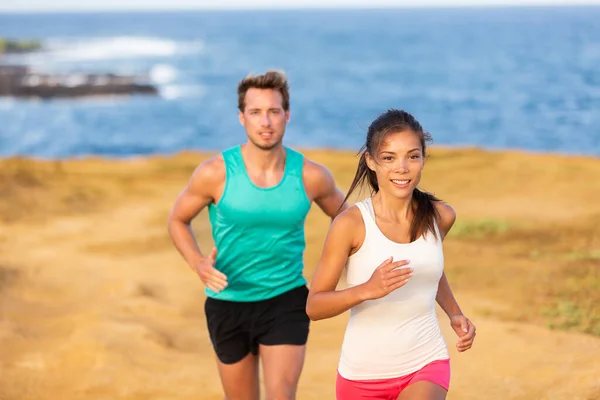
[237,70,290,112]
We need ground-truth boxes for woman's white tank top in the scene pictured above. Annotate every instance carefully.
[338,197,449,380]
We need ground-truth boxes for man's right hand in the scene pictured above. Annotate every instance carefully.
[195,247,228,293]
[360,257,412,301]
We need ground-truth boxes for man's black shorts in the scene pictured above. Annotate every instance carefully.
[204,285,310,364]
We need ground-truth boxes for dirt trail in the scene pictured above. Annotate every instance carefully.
[1,198,599,400]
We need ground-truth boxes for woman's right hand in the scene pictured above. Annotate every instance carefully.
[360,257,413,300]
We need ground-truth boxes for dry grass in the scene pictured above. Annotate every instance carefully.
[0,153,203,223]
[1,147,599,400]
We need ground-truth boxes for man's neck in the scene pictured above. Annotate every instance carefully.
[241,143,286,172]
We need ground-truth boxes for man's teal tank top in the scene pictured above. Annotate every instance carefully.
[207,145,311,302]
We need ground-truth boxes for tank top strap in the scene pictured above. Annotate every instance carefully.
[283,146,304,179]
[363,197,376,220]
[355,198,377,239]
[431,215,443,242]
[221,145,244,176]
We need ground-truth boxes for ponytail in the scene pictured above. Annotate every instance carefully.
[410,188,441,242]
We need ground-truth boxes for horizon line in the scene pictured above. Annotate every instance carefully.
[1,3,600,14]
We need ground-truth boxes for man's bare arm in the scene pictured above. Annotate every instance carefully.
[167,156,228,292]
[303,159,348,219]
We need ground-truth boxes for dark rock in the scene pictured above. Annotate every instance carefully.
[0,65,158,99]
[0,38,43,54]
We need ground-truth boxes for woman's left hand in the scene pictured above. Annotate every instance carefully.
[450,314,476,352]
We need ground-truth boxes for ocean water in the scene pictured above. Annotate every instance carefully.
[0,7,599,158]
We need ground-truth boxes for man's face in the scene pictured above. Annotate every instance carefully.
[239,88,289,150]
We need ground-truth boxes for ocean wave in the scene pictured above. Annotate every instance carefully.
[160,84,205,100]
[150,64,178,85]
[13,36,203,64]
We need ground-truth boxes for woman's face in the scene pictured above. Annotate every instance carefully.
[366,130,425,199]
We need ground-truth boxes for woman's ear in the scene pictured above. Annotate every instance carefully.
[365,152,376,172]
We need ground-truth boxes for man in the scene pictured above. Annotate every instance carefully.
[168,70,347,400]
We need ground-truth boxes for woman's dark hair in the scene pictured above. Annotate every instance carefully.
[343,109,440,241]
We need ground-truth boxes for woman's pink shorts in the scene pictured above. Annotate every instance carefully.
[336,359,450,400]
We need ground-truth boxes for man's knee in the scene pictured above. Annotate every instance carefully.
[222,385,260,400]
[265,376,299,400]
[224,394,260,400]
[265,387,296,400]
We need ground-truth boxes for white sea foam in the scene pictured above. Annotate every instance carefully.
[161,84,205,100]
[15,36,203,64]
[150,64,178,84]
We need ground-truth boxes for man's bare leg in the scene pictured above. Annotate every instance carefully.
[259,344,306,400]
[216,353,260,400]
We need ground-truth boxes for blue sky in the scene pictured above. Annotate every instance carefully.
[1,0,600,12]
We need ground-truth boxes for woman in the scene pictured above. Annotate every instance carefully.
[306,109,476,400]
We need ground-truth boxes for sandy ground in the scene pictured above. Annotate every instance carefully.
[1,149,599,400]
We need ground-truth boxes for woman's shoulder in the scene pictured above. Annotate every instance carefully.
[331,203,368,254]
[433,201,456,238]
[333,203,365,227]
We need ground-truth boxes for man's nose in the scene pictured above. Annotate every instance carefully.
[260,114,271,127]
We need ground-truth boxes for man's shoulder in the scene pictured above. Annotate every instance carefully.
[300,155,333,180]
[301,157,336,197]
[191,153,226,183]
